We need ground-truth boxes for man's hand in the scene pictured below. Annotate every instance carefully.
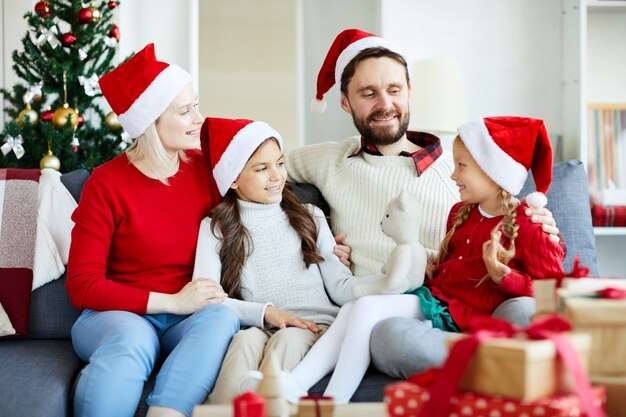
[264,306,321,333]
[522,198,560,243]
[481,230,511,285]
[334,233,352,268]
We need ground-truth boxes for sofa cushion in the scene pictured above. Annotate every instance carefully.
[0,339,82,417]
[28,274,80,339]
[517,160,598,275]
[60,168,89,203]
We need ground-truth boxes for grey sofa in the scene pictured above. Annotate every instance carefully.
[0,160,598,417]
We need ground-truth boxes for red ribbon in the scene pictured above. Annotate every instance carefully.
[555,255,590,289]
[597,286,626,299]
[299,395,333,417]
[413,315,607,417]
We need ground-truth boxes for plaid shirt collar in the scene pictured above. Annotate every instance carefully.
[348,131,443,176]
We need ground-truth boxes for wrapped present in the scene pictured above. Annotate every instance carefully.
[591,375,626,417]
[233,391,265,417]
[385,376,607,417]
[534,277,626,375]
[447,331,591,400]
[395,316,608,417]
[297,395,334,417]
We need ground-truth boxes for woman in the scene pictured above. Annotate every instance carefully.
[66,44,239,417]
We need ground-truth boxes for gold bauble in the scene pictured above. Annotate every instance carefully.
[52,104,79,129]
[40,150,61,171]
[104,111,122,131]
[17,104,39,127]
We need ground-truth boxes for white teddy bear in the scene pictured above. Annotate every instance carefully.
[352,191,427,297]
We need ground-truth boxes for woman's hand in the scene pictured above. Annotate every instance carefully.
[264,306,321,333]
[334,233,352,268]
[481,230,511,285]
[148,279,227,315]
[522,198,560,243]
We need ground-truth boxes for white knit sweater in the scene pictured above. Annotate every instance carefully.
[285,136,459,277]
[193,201,359,327]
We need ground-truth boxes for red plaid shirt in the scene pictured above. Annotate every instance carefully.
[591,202,626,227]
[348,131,443,176]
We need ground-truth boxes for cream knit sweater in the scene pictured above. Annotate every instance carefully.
[285,136,460,277]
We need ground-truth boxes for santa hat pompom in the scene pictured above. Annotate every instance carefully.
[310,98,327,113]
[525,192,548,209]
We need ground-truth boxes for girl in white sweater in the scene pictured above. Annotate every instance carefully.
[193,117,367,404]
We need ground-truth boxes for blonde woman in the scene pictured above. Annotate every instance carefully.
[66,44,239,417]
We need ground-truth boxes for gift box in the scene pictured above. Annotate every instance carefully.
[297,395,334,417]
[590,375,626,417]
[385,380,607,417]
[447,332,591,401]
[532,278,626,375]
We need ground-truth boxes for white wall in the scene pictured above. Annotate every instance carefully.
[301,0,380,145]
[380,0,564,147]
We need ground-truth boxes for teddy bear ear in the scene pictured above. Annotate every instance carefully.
[396,191,411,210]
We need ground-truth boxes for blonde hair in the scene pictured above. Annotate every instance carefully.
[438,139,521,270]
[125,123,189,185]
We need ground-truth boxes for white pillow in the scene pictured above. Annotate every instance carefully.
[0,302,16,337]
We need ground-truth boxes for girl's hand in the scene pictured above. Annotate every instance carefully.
[425,262,437,280]
[521,198,560,243]
[334,233,352,268]
[481,230,511,285]
[164,279,227,315]
[264,306,321,333]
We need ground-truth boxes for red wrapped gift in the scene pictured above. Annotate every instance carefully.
[389,316,608,417]
[385,377,606,417]
[234,391,265,417]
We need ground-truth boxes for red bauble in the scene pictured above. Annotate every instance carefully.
[34,1,49,15]
[77,114,85,127]
[40,109,54,122]
[108,25,120,41]
[107,1,117,9]
[60,32,77,46]
[77,7,93,23]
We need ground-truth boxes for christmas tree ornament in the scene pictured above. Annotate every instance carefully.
[108,24,120,41]
[78,74,99,96]
[256,350,289,417]
[23,81,44,104]
[107,1,117,9]
[77,6,94,23]
[70,135,80,152]
[52,72,79,129]
[91,1,101,23]
[1,135,25,159]
[78,47,88,60]
[34,1,51,17]
[104,35,117,48]
[52,105,78,129]
[40,145,61,170]
[17,103,39,127]
[61,32,77,46]
[41,107,54,122]
[104,111,122,131]
[77,114,85,127]
[36,26,60,48]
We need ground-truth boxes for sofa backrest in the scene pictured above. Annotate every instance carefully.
[28,169,88,339]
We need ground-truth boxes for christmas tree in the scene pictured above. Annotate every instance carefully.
[0,0,128,173]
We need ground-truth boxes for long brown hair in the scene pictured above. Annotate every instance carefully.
[210,140,324,300]
[437,189,519,268]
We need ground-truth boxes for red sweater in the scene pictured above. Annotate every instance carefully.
[426,201,565,331]
[66,151,220,314]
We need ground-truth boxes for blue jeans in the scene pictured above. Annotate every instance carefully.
[71,304,239,417]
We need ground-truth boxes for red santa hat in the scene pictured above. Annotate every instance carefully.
[99,43,191,138]
[200,117,283,196]
[311,28,405,113]
[456,116,553,208]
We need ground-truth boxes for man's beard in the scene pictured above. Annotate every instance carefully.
[352,108,410,147]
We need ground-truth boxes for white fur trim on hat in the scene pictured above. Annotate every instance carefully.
[457,119,528,195]
[213,121,283,196]
[335,36,404,85]
[117,65,191,138]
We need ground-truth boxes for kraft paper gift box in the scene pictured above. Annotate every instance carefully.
[385,379,607,417]
[447,332,591,401]
[533,278,626,375]
[297,395,334,417]
[590,375,626,417]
